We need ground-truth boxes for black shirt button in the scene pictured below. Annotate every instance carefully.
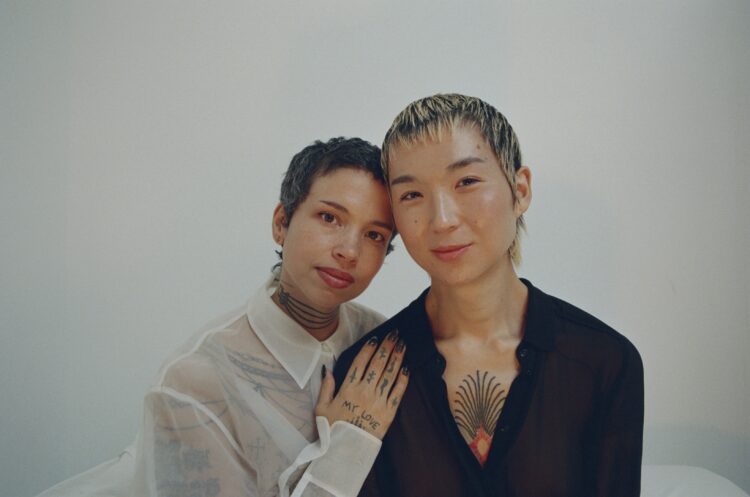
[499,425,510,433]
[518,347,528,359]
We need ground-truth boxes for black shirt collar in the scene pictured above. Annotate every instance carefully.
[520,278,557,352]
[397,279,557,369]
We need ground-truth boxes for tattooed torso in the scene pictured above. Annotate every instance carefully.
[440,341,520,467]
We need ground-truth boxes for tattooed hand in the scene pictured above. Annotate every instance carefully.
[315,330,408,440]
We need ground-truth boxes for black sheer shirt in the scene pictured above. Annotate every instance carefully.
[334,279,644,497]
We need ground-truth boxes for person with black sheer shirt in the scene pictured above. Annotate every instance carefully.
[334,94,644,497]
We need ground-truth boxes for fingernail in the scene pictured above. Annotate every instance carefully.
[321,364,327,379]
[367,336,379,346]
[388,329,399,342]
[401,366,409,376]
[396,339,405,353]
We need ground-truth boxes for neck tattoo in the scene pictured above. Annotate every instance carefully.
[453,370,506,466]
[276,283,338,330]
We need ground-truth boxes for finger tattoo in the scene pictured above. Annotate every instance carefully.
[379,378,389,396]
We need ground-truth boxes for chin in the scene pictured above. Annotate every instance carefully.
[312,293,344,310]
[427,264,486,287]
[317,286,357,308]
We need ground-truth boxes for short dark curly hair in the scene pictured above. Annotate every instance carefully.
[279,136,395,255]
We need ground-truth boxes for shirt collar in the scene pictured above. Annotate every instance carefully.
[245,274,355,388]
[394,289,434,369]
[398,279,557,369]
[518,278,556,352]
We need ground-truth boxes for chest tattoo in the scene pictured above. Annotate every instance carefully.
[453,370,507,466]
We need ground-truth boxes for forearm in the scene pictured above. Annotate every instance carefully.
[138,388,258,496]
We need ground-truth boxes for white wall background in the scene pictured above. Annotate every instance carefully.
[1,1,748,496]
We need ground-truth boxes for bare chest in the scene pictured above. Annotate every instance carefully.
[442,348,520,466]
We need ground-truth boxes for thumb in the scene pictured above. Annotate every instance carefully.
[317,364,335,407]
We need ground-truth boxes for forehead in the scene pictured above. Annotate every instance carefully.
[388,125,495,175]
[308,166,380,192]
[305,166,390,211]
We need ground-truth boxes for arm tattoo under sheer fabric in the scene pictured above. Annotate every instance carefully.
[153,437,222,497]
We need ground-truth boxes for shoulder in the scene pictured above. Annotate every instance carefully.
[538,286,643,382]
[333,305,410,381]
[341,300,388,341]
[154,310,263,402]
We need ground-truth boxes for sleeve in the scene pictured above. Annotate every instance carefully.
[278,418,382,497]
[132,386,260,496]
[291,338,390,497]
[138,388,382,497]
[594,340,645,497]
[280,342,383,497]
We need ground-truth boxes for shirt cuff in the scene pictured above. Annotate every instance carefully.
[284,417,382,497]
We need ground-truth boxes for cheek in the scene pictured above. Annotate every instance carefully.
[466,188,515,229]
[295,220,332,245]
[468,187,503,211]
[393,207,425,244]
[284,223,329,261]
[360,250,385,280]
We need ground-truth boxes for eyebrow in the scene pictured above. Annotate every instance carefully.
[389,156,486,187]
[319,200,393,231]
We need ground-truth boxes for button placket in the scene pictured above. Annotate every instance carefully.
[517,346,535,377]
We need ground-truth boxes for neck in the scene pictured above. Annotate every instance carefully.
[425,259,528,344]
[272,283,340,341]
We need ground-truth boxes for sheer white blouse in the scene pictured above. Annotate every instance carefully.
[38,275,385,497]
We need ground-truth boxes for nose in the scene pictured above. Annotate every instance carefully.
[431,190,460,233]
[333,229,360,265]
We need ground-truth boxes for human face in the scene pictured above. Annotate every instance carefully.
[272,167,393,310]
[388,125,530,287]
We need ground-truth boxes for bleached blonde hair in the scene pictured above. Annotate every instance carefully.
[382,93,526,265]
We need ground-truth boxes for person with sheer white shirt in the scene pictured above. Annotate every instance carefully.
[37,137,408,497]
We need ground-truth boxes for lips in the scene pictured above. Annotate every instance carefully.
[316,267,355,289]
[431,243,472,262]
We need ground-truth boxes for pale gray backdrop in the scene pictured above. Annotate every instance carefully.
[1,1,749,496]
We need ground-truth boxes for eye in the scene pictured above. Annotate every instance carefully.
[399,191,422,202]
[366,231,386,243]
[457,177,481,188]
[319,212,337,224]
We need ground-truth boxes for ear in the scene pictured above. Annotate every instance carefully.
[272,203,288,246]
[513,167,532,216]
